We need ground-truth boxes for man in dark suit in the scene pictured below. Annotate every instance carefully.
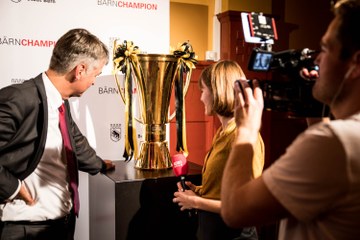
[0,28,115,240]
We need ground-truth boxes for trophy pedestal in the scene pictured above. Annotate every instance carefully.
[89,160,202,240]
[136,141,172,169]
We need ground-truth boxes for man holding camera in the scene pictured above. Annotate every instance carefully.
[221,0,360,239]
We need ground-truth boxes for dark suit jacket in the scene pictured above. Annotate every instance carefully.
[0,74,104,203]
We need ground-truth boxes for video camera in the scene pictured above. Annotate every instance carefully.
[241,12,329,117]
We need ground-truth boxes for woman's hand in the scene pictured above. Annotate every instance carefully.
[173,188,197,211]
[176,181,196,192]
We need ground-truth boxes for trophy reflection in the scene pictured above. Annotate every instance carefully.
[113,40,196,170]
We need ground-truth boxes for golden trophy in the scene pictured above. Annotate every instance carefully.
[113,40,196,170]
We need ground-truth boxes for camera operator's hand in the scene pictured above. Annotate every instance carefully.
[233,79,264,144]
[300,67,319,80]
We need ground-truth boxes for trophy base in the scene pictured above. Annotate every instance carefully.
[135,141,172,170]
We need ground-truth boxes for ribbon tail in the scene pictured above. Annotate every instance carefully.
[130,66,139,159]
[174,63,188,156]
[180,64,189,157]
[181,93,188,157]
[123,63,131,161]
[123,61,136,161]
[174,65,182,153]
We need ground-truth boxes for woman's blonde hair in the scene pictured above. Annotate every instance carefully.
[199,60,246,117]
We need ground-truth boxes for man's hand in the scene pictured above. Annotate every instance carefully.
[233,79,264,144]
[300,67,319,80]
[17,182,35,206]
[102,160,115,172]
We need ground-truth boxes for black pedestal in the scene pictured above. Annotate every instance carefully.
[89,160,202,240]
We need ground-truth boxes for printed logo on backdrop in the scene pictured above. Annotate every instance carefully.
[27,0,56,3]
[110,124,122,142]
[10,0,56,3]
[98,86,120,95]
[97,0,158,10]
[11,78,26,84]
[98,85,137,95]
[0,36,56,48]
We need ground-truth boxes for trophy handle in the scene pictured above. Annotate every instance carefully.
[114,69,144,124]
[169,67,192,121]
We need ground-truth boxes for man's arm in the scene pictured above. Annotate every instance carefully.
[221,142,289,228]
[64,101,111,174]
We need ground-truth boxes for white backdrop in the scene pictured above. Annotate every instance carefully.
[0,0,169,239]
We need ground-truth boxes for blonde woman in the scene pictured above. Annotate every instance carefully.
[173,60,264,240]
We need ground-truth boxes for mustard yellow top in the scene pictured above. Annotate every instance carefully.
[195,118,265,200]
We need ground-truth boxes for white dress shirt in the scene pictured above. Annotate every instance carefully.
[0,72,73,221]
